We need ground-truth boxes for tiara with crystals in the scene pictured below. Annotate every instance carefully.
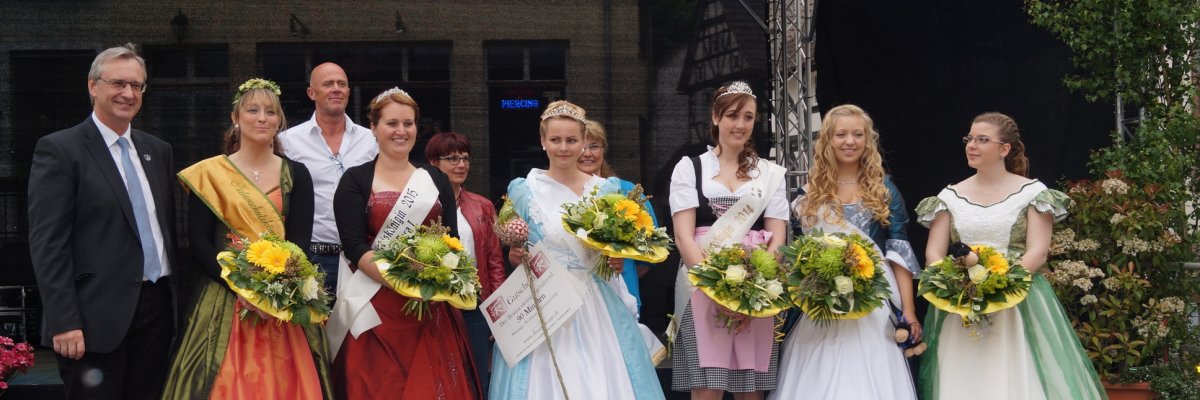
[716,81,755,99]
[541,105,587,123]
[373,87,412,104]
[233,78,282,105]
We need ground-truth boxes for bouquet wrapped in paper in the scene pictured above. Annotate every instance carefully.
[561,184,671,280]
[218,235,332,324]
[688,245,790,330]
[917,242,1032,327]
[373,222,482,319]
[781,231,891,322]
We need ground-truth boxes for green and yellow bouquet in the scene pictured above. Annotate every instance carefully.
[918,242,1032,327]
[561,184,671,280]
[373,222,482,319]
[688,245,790,330]
[218,235,332,325]
[781,231,890,322]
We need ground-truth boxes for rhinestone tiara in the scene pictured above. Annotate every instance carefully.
[540,105,587,123]
[373,87,411,104]
[716,81,755,99]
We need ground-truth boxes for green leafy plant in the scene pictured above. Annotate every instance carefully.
[1118,353,1200,399]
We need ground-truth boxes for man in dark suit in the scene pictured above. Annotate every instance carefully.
[27,43,176,400]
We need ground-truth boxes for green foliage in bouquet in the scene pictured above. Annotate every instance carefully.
[918,244,1031,328]
[781,231,890,323]
[561,184,672,280]
[221,234,332,325]
[374,222,482,319]
[689,245,790,327]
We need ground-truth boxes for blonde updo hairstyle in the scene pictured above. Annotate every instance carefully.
[798,104,892,227]
[709,83,759,180]
[972,112,1029,177]
[539,100,587,138]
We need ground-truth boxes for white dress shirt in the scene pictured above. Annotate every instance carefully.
[278,113,378,244]
[92,113,171,280]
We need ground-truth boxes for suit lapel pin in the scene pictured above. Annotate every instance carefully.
[143,154,152,162]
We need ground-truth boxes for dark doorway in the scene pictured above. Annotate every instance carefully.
[486,84,565,198]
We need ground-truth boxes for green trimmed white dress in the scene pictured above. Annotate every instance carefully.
[915,180,1105,400]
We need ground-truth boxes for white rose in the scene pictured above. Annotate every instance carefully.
[301,277,320,300]
[818,235,847,248]
[834,276,854,295]
[441,252,461,269]
[724,264,747,284]
[764,280,785,299]
[968,265,988,284]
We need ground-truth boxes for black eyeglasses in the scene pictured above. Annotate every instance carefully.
[95,78,147,94]
[962,135,1004,145]
[438,155,471,165]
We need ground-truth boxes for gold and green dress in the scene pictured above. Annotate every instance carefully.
[162,156,333,400]
[915,180,1104,400]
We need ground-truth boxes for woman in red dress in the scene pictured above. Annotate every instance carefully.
[330,88,481,399]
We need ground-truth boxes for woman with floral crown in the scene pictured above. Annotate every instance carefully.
[489,100,664,400]
[669,81,787,400]
[769,104,918,399]
[916,112,1104,399]
[162,79,333,399]
[325,88,479,399]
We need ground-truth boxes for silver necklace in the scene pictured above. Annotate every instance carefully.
[249,169,262,182]
[837,180,857,185]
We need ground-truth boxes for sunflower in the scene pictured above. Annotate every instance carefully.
[846,243,875,279]
[634,210,654,231]
[442,234,465,252]
[245,240,291,275]
[613,199,642,220]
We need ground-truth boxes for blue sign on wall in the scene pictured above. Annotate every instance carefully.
[500,99,540,109]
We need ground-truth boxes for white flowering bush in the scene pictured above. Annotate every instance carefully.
[1049,171,1199,380]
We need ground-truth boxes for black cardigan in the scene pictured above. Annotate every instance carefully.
[188,158,315,283]
[333,160,458,267]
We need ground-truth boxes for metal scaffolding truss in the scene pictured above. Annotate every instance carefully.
[767,0,816,199]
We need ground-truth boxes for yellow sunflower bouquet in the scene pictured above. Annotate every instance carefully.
[561,184,672,280]
[373,222,482,319]
[689,245,790,331]
[917,242,1032,327]
[219,234,332,325]
[781,231,891,322]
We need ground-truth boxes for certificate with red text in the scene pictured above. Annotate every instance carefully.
[482,242,583,366]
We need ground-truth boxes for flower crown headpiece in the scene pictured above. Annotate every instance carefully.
[233,78,282,105]
[373,87,412,105]
[716,81,755,99]
[540,105,587,123]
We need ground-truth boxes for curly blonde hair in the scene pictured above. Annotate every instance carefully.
[798,104,891,227]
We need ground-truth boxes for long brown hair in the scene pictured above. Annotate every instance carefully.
[709,82,759,180]
[972,112,1029,177]
[799,104,891,227]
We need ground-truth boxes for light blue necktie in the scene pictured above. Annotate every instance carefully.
[116,137,162,282]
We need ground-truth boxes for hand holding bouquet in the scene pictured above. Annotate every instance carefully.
[688,245,790,332]
[917,242,1032,328]
[219,235,332,325]
[781,231,891,322]
[561,184,671,280]
[374,222,482,319]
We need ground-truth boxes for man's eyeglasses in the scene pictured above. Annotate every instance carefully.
[438,155,471,165]
[329,155,346,174]
[962,135,1004,145]
[95,78,147,94]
